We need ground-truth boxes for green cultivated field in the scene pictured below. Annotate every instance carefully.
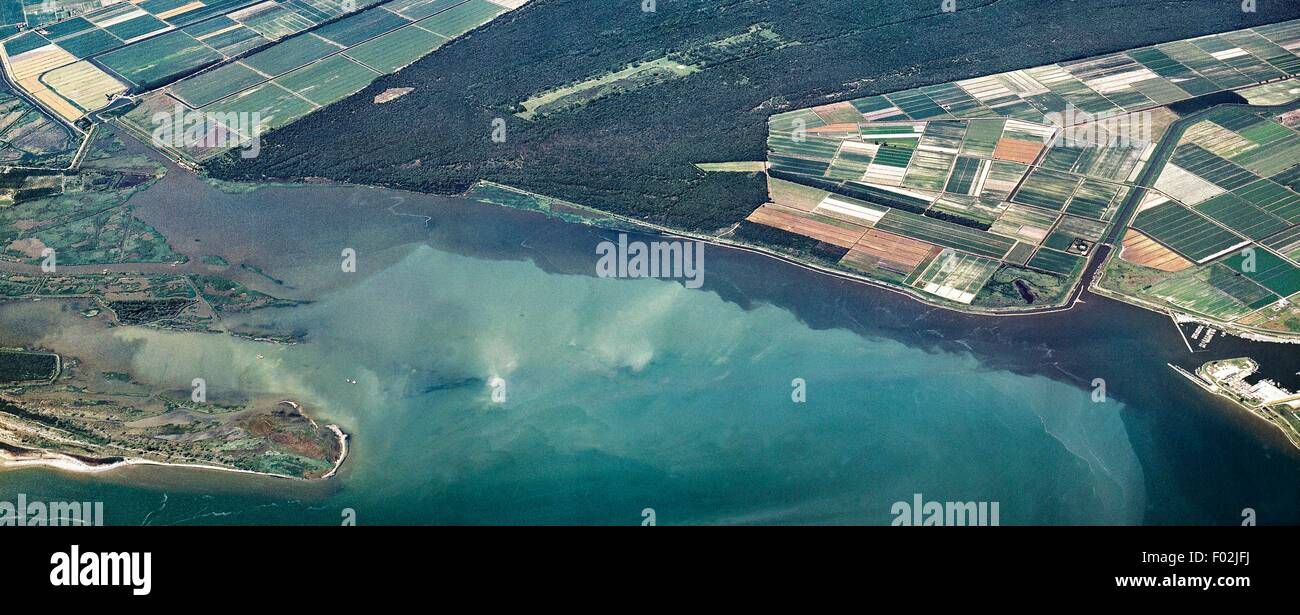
[1054,214,1108,241]
[960,119,1003,157]
[200,82,316,136]
[1205,263,1278,309]
[1137,267,1258,320]
[169,62,267,107]
[97,31,223,90]
[1131,201,1246,262]
[60,29,122,59]
[416,0,503,38]
[386,0,468,20]
[104,14,169,42]
[314,6,412,46]
[768,154,829,176]
[345,24,446,73]
[183,17,269,57]
[944,156,982,194]
[4,31,50,55]
[275,54,379,106]
[1026,248,1081,275]
[825,150,872,180]
[1193,192,1289,240]
[242,33,339,77]
[769,132,840,159]
[1263,226,1300,260]
[1171,144,1256,189]
[40,17,96,39]
[876,209,1015,258]
[1220,247,1300,297]
[901,148,955,191]
[1065,179,1122,220]
[1012,169,1082,211]
[1232,178,1300,223]
[235,2,315,40]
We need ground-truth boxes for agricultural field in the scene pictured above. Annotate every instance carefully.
[1065,179,1128,220]
[1100,248,1294,326]
[1012,169,1082,210]
[241,32,338,76]
[16,0,105,30]
[416,0,503,39]
[990,203,1058,244]
[2,0,268,120]
[200,81,317,134]
[344,20,446,73]
[1124,105,1300,272]
[874,209,1014,259]
[90,0,527,162]
[1129,200,1248,263]
[168,61,269,107]
[228,1,315,40]
[1240,78,1300,105]
[908,250,1000,304]
[1100,109,1300,334]
[274,54,379,106]
[753,20,1300,312]
[314,5,412,46]
[183,16,269,57]
[0,0,22,29]
[385,0,466,21]
[41,60,127,113]
[1025,248,1082,276]
[1220,247,1300,298]
[97,30,223,90]
[1264,226,1300,261]
[0,0,522,127]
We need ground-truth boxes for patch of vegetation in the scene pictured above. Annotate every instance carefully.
[0,129,175,266]
[1096,257,1171,295]
[517,57,700,120]
[206,0,1294,233]
[0,399,109,445]
[0,349,58,384]
[731,221,849,268]
[19,273,196,300]
[193,275,304,313]
[0,84,77,168]
[107,299,194,325]
[973,265,1072,308]
[239,263,287,287]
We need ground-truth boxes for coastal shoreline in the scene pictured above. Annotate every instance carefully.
[0,423,350,482]
[1169,362,1300,452]
[461,180,1300,344]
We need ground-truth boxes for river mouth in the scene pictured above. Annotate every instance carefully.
[0,138,1296,524]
